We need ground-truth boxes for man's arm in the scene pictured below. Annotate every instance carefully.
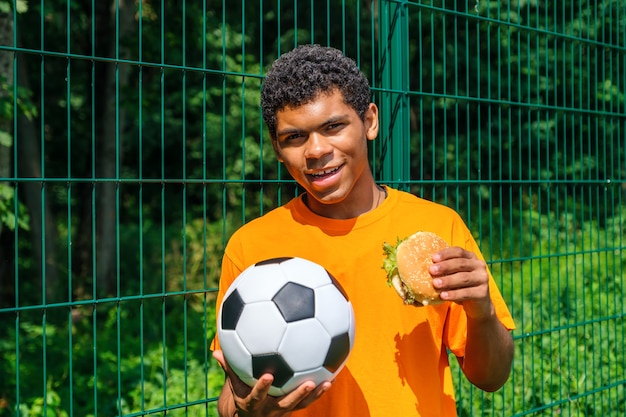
[430,247,514,392]
[459,308,514,391]
[217,378,238,417]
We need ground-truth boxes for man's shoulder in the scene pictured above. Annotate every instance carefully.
[224,198,306,267]
[391,188,461,219]
[229,198,299,240]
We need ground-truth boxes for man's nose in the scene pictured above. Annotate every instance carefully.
[304,132,332,159]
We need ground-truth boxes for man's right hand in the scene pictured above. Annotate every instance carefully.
[212,350,332,417]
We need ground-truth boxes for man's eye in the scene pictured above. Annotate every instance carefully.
[280,132,305,143]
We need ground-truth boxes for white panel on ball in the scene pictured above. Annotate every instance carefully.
[234,264,290,303]
[280,367,335,395]
[236,302,287,353]
[278,319,331,370]
[314,284,354,338]
[276,257,333,289]
[218,330,253,380]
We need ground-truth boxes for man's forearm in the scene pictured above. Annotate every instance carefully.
[461,313,514,392]
[218,379,238,417]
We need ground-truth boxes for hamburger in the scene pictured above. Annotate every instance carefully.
[382,231,449,306]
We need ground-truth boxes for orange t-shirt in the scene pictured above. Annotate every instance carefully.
[211,187,515,416]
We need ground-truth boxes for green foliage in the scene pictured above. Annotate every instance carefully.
[0,183,29,231]
[0,0,28,14]
[453,207,626,416]
[0,130,10,147]
[121,354,220,416]
[0,299,222,417]
[17,389,69,417]
[0,73,38,123]
[0,75,36,233]
[408,1,625,223]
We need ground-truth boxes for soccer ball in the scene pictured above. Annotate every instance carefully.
[217,257,356,396]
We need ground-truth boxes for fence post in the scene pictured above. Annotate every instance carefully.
[376,0,410,187]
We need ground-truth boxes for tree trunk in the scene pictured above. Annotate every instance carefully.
[0,8,11,181]
[94,0,135,295]
[0,7,14,305]
[16,57,59,302]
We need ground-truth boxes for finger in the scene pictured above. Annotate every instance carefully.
[430,257,483,277]
[432,246,476,262]
[439,284,489,302]
[297,381,332,408]
[275,380,317,410]
[247,374,274,406]
[213,350,260,401]
[430,246,486,277]
[277,380,331,411]
[434,268,486,290]
[440,287,495,319]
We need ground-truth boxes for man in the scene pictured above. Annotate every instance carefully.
[211,44,515,417]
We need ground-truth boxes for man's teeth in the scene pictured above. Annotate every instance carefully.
[312,167,339,177]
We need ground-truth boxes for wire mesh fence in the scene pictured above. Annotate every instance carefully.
[0,0,624,416]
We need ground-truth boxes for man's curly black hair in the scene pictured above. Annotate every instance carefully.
[261,44,372,139]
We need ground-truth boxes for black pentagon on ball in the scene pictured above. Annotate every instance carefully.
[272,282,315,322]
[221,289,245,330]
[323,332,351,373]
[252,353,294,387]
[255,257,293,266]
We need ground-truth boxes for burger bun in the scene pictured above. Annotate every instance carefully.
[395,231,449,306]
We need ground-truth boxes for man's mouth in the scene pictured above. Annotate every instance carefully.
[310,166,341,179]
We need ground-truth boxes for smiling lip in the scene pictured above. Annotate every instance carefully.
[309,166,341,179]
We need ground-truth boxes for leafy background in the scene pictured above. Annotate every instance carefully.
[0,0,624,416]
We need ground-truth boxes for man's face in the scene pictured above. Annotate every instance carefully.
[272,90,379,218]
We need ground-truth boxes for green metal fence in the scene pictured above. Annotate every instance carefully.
[0,0,624,416]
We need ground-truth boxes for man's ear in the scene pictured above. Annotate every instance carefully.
[365,103,379,141]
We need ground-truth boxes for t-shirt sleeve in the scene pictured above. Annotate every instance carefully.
[210,250,244,352]
[443,216,516,358]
